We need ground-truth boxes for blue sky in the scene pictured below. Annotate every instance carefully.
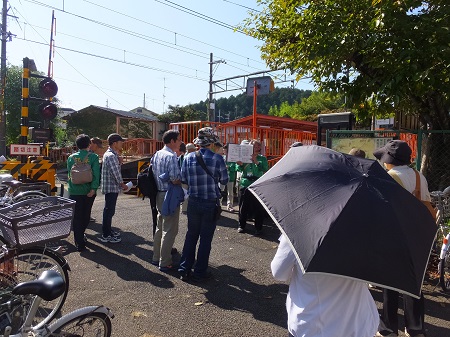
[7,0,314,113]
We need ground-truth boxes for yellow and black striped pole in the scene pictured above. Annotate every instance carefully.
[21,58,30,165]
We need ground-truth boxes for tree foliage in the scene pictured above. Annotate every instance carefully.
[189,87,312,122]
[158,105,207,124]
[243,0,450,128]
[269,91,346,121]
[243,0,450,189]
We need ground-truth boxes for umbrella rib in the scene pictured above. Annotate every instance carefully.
[247,187,307,274]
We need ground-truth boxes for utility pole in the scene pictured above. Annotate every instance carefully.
[0,0,8,156]
[208,53,213,122]
[208,53,226,122]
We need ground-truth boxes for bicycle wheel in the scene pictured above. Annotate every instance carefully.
[0,247,69,332]
[12,191,47,202]
[440,249,450,292]
[50,312,112,337]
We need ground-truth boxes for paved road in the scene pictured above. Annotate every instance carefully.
[55,194,450,337]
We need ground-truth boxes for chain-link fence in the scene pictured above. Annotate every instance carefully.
[327,130,450,192]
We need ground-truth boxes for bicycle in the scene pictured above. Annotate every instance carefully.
[1,269,113,337]
[430,186,450,292]
[0,197,75,332]
[0,180,48,208]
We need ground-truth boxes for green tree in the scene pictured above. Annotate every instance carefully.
[243,0,450,189]
[158,105,206,124]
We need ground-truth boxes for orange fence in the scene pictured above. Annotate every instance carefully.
[170,121,315,166]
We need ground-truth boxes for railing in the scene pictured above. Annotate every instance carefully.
[170,121,316,161]
[48,138,164,165]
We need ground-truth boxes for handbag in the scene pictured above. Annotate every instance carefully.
[70,154,93,185]
[195,151,222,221]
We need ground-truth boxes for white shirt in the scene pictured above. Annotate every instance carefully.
[271,235,379,337]
[388,165,431,201]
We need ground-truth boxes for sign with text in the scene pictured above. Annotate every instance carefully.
[10,144,41,156]
[226,144,253,163]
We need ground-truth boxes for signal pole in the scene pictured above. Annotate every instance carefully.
[0,0,8,156]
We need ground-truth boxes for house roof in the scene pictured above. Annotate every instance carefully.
[75,105,159,122]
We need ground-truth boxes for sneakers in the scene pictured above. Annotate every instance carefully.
[227,204,235,212]
[98,235,121,243]
[111,230,121,238]
[237,227,245,233]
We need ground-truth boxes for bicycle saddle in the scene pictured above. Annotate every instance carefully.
[12,270,65,301]
[2,180,22,187]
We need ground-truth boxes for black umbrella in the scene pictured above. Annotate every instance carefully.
[248,145,437,298]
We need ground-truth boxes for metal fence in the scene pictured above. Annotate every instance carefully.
[327,130,450,192]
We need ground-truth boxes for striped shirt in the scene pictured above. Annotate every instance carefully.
[151,146,181,191]
[101,147,123,194]
[181,148,228,200]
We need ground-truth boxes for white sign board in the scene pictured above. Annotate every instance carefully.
[10,144,41,155]
[226,144,253,163]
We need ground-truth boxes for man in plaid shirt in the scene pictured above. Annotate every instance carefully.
[178,127,228,282]
[100,133,127,243]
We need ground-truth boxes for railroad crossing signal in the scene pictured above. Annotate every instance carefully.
[38,78,58,120]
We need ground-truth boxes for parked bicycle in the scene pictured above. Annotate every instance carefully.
[1,269,113,337]
[430,186,450,292]
[0,180,48,208]
[0,197,75,332]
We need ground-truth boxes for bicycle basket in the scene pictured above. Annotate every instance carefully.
[0,197,75,248]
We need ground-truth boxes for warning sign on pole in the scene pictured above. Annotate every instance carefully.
[10,144,41,155]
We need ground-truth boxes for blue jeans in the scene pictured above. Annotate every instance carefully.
[179,196,217,276]
[102,193,118,237]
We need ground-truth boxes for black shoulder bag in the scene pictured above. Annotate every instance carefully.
[195,151,222,221]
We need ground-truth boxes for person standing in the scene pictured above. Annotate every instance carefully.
[151,130,182,271]
[236,139,269,235]
[272,234,379,337]
[88,137,103,223]
[90,137,103,155]
[223,143,237,212]
[99,133,127,243]
[181,143,197,214]
[67,134,100,252]
[373,140,430,337]
[178,127,228,281]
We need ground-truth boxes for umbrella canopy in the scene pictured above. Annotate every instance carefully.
[248,145,437,298]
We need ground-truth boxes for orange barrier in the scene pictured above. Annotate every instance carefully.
[170,121,316,162]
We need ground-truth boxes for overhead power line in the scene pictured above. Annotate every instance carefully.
[16,37,209,82]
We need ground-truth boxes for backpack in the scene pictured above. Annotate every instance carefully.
[137,164,158,200]
[70,155,93,185]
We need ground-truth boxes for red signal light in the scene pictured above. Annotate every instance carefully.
[39,103,58,120]
[39,78,58,98]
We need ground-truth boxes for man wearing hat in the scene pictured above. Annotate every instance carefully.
[373,140,430,337]
[99,133,127,244]
[178,127,228,281]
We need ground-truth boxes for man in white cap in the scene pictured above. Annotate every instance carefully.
[178,127,228,281]
[99,133,127,243]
